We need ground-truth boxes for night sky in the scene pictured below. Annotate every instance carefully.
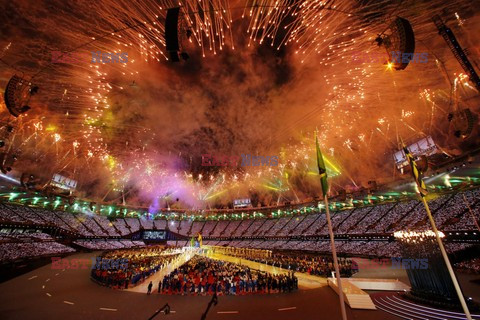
[0,0,479,208]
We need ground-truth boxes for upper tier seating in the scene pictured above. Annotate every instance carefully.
[0,188,478,240]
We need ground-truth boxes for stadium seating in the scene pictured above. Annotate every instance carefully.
[0,188,478,263]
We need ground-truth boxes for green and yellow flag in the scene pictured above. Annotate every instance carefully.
[404,146,428,197]
[190,236,195,247]
[315,132,329,198]
[197,233,202,247]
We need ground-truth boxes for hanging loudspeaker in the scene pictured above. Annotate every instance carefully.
[4,75,22,117]
[165,7,180,62]
[4,75,37,117]
[382,17,416,70]
[449,108,475,138]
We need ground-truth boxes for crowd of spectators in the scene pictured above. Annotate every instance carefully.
[189,221,204,236]
[79,215,108,237]
[432,193,470,227]
[154,219,167,230]
[1,189,479,238]
[166,240,189,247]
[308,188,480,236]
[55,211,94,236]
[242,219,267,236]
[112,219,131,235]
[92,215,119,236]
[0,230,75,262]
[202,240,476,258]
[139,217,154,229]
[170,219,193,234]
[124,218,140,233]
[159,256,297,295]
[1,203,46,225]
[352,204,394,234]
[335,206,371,234]
[0,241,75,262]
[200,220,216,236]
[293,214,321,235]
[455,258,480,274]
[208,220,229,236]
[0,188,478,265]
[73,239,145,250]
[264,217,293,236]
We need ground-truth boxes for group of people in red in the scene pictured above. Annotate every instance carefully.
[149,256,297,295]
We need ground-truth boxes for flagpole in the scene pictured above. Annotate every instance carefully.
[315,130,347,320]
[322,197,348,320]
[420,196,473,320]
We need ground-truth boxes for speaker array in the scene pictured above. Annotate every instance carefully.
[165,7,181,62]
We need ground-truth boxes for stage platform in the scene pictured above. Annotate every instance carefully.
[348,278,410,291]
[327,277,410,310]
[328,278,377,310]
[127,249,197,293]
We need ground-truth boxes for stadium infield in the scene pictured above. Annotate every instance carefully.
[0,251,404,320]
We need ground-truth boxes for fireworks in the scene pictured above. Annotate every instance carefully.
[0,0,477,208]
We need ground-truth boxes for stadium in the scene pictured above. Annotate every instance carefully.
[0,1,479,319]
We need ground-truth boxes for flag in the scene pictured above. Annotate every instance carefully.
[197,233,202,247]
[315,132,329,197]
[404,146,428,197]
